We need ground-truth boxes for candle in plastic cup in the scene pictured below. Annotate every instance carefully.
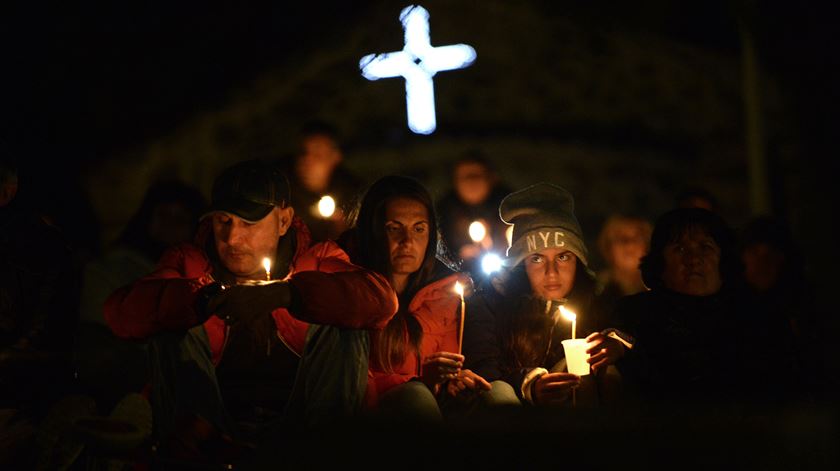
[561,339,590,376]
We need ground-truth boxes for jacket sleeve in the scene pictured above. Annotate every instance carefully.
[104,244,213,340]
[287,241,398,330]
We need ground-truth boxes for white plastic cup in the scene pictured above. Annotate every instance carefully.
[561,339,591,376]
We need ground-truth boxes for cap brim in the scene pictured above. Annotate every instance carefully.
[200,198,274,223]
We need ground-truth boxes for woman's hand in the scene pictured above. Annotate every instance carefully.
[446,369,492,397]
[533,372,580,405]
[420,351,464,391]
[585,332,625,372]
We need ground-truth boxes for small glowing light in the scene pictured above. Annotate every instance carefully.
[559,306,576,322]
[317,195,336,218]
[481,253,503,275]
[454,281,464,297]
[359,5,476,134]
[505,225,514,248]
[468,220,487,243]
[559,305,577,339]
[262,257,271,281]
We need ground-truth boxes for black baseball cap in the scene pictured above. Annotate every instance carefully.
[203,159,290,223]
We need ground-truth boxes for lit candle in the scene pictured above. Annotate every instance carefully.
[317,195,336,218]
[468,220,487,243]
[454,281,466,354]
[262,257,271,281]
[559,305,576,340]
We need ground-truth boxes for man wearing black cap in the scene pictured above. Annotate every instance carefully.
[105,159,397,462]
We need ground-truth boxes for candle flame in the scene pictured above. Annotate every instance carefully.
[559,305,576,322]
[468,220,487,243]
[318,195,336,218]
[454,281,464,297]
[262,257,271,274]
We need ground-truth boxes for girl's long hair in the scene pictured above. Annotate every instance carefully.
[346,175,451,373]
[501,260,596,370]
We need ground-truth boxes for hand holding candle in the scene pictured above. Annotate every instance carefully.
[559,305,590,378]
[454,281,465,354]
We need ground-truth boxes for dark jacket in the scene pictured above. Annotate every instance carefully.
[463,280,599,401]
[612,288,743,406]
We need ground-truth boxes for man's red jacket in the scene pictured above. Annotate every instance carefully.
[104,218,398,366]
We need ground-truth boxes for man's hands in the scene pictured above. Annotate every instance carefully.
[204,280,292,326]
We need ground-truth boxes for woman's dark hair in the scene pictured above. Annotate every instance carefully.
[639,207,741,292]
[502,259,596,369]
[346,175,451,372]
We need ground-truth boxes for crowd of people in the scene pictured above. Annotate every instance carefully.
[0,133,833,469]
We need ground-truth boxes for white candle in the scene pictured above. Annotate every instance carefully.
[454,281,465,354]
[262,257,271,281]
[559,305,577,340]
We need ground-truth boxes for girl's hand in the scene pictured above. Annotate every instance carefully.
[420,351,464,390]
[446,369,492,397]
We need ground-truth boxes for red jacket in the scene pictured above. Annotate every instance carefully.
[104,218,398,366]
[368,272,470,402]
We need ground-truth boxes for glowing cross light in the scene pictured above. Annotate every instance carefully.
[318,195,336,218]
[359,5,477,134]
[262,257,272,281]
[468,220,487,243]
[559,305,577,340]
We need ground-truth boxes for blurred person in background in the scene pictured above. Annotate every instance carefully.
[281,120,362,243]
[675,186,718,212]
[593,214,652,326]
[76,180,207,410]
[738,215,816,404]
[437,151,511,281]
[1,150,79,467]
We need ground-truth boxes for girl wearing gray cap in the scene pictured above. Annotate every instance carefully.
[462,182,630,407]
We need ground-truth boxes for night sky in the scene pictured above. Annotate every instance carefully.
[6,1,834,167]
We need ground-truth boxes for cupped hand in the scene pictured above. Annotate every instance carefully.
[446,369,492,397]
[584,332,625,372]
[533,372,580,405]
[420,351,464,389]
[207,281,291,325]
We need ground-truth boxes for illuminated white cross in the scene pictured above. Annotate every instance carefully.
[359,5,476,135]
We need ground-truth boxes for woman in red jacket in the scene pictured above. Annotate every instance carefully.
[339,175,491,421]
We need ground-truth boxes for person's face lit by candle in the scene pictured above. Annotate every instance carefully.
[661,228,722,296]
[384,197,430,294]
[524,248,577,300]
[212,207,292,282]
